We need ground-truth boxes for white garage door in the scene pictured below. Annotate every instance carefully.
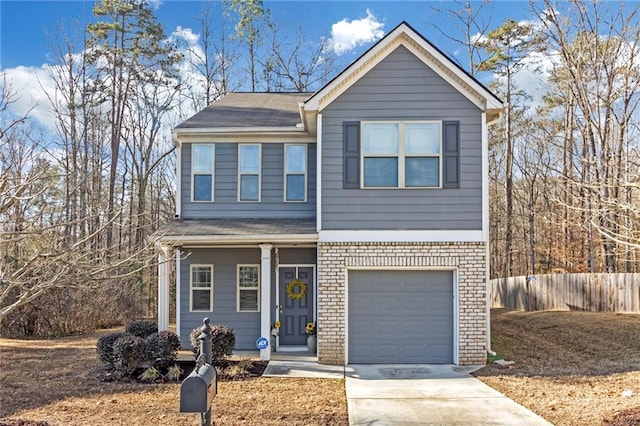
[348,270,454,364]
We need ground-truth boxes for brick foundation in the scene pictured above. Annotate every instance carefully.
[316,241,487,365]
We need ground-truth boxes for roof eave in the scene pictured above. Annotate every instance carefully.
[157,233,319,245]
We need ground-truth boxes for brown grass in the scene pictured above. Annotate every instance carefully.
[3,310,639,425]
[0,329,346,425]
[475,309,640,425]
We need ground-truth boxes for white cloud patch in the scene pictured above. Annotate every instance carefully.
[2,65,58,131]
[327,9,384,55]
[170,26,200,47]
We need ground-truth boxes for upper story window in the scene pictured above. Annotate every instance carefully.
[362,121,441,188]
[284,144,307,202]
[190,264,213,312]
[238,144,261,202]
[192,144,215,201]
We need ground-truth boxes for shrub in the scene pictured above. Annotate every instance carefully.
[147,331,181,369]
[190,324,235,363]
[138,366,161,383]
[96,332,130,366]
[165,364,182,382]
[125,320,158,339]
[113,334,152,374]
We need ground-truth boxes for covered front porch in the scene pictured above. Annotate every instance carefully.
[156,218,318,361]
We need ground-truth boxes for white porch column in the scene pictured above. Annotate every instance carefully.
[259,244,273,361]
[157,246,170,332]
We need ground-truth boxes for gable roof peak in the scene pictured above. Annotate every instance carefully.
[304,21,503,119]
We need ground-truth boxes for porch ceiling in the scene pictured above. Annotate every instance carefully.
[156,218,318,245]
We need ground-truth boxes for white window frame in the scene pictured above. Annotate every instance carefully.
[237,264,260,312]
[237,144,262,202]
[361,121,442,189]
[284,143,307,202]
[190,264,214,312]
[191,144,215,202]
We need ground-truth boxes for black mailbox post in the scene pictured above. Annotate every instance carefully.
[180,318,217,426]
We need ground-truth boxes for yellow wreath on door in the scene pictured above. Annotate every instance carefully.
[286,279,307,300]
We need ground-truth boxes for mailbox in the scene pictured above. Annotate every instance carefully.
[180,364,217,413]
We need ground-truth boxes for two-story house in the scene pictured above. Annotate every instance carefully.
[157,22,503,366]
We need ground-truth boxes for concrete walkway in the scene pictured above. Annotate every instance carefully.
[346,364,553,425]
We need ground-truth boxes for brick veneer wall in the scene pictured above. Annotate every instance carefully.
[316,241,487,365]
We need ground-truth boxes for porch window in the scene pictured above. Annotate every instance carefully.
[192,144,215,201]
[238,144,261,202]
[237,265,260,312]
[362,121,441,188]
[284,144,307,202]
[190,264,213,312]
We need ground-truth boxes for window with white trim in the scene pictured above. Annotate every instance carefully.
[238,144,261,202]
[362,121,441,188]
[191,144,215,201]
[284,144,307,201]
[237,265,260,312]
[190,264,213,312]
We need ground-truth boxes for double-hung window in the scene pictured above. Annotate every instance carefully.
[237,265,260,312]
[362,121,441,188]
[192,144,215,201]
[190,265,213,312]
[284,144,307,202]
[238,144,261,202]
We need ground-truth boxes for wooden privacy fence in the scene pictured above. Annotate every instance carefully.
[490,273,640,313]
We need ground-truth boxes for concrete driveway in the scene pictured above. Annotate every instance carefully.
[346,364,552,425]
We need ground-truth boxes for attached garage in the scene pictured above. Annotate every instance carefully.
[348,270,454,364]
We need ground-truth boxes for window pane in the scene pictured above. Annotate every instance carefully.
[192,289,211,311]
[286,175,305,201]
[239,145,260,173]
[364,157,398,187]
[240,175,259,201]
[192,267,211,287]
[363,123,399,154]
[239,289,258,311]
[239,266,259,288]
[286,145,306,173]
[405,123,440,154]
[193,175,212,201]
[406,157,439,187]
[193,145,213,173]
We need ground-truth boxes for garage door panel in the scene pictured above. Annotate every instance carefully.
[349,270,453,364]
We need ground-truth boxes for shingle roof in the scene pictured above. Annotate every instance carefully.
[158,218,317,238]
[176,93,313,129]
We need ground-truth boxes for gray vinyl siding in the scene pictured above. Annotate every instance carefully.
[180,247,317,351]
[180,248,261,350]
[181,143,316,219]
[321,45,483,230]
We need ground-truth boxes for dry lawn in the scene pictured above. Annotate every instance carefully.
[475,309,640,425]
[2,311,639,425]
[0,329,346,425]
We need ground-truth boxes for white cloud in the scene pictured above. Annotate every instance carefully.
[2,65,58,131]
[170,26,200,47]
[327,9,384,55]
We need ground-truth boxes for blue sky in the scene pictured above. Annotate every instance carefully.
[0,0,538,128]
[1,0,533,69]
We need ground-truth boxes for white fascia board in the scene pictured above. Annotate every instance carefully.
[304,23,503,113]
[319,230,485,243]
[175,126,305,134]
[159,233,319,245]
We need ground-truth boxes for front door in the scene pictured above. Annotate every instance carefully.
[279,266,314,345]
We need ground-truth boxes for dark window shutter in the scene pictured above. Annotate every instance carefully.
[343,121,360,189]
[442,121,460,189]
